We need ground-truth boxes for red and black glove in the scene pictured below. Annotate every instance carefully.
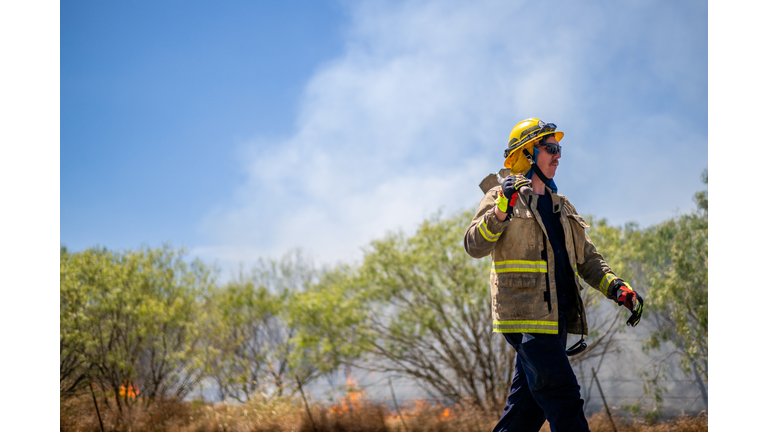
[611,282,643,327]
[495,175,532,213]
[614,284,636,311]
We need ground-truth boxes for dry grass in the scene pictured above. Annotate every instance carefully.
[296,398,499,432]
[61,394,707,432]
[588,410,708,432]
[537,411,708,432]
[60,394,304,432]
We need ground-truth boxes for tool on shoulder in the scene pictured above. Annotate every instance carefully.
[482,170,535,218]
[479,169,533,199]
[479,169,511,194]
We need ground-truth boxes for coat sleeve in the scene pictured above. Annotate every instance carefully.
[464,187,510,259]
[563,198,625,299]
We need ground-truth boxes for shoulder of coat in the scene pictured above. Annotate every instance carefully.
[559,194,578,215]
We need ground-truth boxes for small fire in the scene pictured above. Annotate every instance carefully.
[387,399,455,423]
[439,407,453,421]
[330,377,365,414]
[412,399,429,410]
[119,382,139,399]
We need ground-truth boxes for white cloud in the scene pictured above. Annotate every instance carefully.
[195,0,707,268]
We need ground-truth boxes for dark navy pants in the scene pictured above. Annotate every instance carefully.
[492,321,590,432]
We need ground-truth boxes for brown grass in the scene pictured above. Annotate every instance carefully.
[60,394,304,432]
[587,410,708,432]
[537,411,708,432]
[61,394,707,432]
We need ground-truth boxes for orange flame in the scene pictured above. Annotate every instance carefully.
[439,407,453,421]
[119,382,139,398]
[387,399,455,423]
[330,377,365,414]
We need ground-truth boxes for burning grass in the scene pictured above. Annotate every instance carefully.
[61,391,707,432]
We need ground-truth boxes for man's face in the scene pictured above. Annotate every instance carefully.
[535,135,561,179]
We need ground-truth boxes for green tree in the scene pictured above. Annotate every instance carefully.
[285,264,370,389]
[60,245,213,417]
[60,246,90,398]
[640,170,708,408]
[204,250,364,401]
[205,274,293,402]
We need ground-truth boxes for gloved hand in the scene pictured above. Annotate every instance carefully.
[614,284,636,312]
[501,174,532,199]
[495,175,532,213]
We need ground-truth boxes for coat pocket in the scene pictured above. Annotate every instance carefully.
[494,273,547,320]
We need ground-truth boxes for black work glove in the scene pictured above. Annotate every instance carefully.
[495,175,532,214]
[501,174,532,199]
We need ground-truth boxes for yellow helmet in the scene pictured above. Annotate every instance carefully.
[503,118,564,173]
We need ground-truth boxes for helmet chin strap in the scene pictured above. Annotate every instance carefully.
[522,148,551,183]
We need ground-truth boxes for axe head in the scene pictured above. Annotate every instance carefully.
[478,168,511,194]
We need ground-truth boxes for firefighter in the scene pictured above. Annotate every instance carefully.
[464,118,641,432]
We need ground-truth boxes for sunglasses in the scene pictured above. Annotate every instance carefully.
[536,141,561,155]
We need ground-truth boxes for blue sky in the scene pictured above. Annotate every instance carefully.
[61,1,346,258]
[61,0,708,273]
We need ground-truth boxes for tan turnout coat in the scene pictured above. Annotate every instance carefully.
[464,180,624,335]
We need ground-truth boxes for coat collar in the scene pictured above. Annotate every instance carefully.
[546,186,564,214]
[528,186,563,214]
